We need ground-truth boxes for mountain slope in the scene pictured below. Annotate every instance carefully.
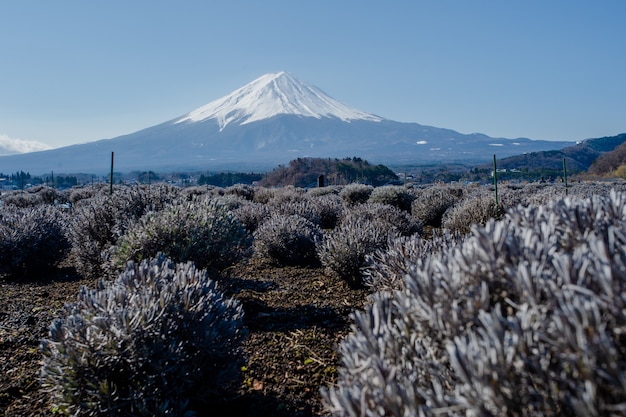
[0,72,575,174]
[490,133,626,173]
[587,133,626,175]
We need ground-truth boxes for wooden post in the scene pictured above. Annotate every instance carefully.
[563,157,568,196]
[109,152,114,195]
[493,154,499,206]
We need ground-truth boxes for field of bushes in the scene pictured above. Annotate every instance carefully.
[1,179,626,416]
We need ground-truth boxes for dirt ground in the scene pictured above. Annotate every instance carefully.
[0,258,369,417]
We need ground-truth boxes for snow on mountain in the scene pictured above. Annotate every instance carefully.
[0,133,51,156]
[175,71,384,130]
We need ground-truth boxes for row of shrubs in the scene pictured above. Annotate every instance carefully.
[325,190,626,416]
[3,180,626,415]
[3,181,624,284]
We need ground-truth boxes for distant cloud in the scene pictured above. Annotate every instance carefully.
[0,133,52,155]
[489,143,504,147]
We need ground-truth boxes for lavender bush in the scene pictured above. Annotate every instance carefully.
[0,205,70,280]
[363,229,464,292]
[441,190,503,234]
[344,203,422,237]
[411,187,460,228]
[69,188,151,279]
[324,190,626,416]
[233,201,272,233]
[112,197,251,272]
[41,255,246,416]
[253,214,322,266]
[367,185,414,212]
[339,183,374,206]
[317,217,389,286]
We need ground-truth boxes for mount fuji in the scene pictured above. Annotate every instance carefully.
[0,71,574,174]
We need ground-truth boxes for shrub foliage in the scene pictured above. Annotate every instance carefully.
[253,214,323,266]
[112,197,252,272]
[0,206,70,279]
[69,187,162,279]
[339,183,374,206]
[3,179,624,415]
[363,230,463,292]
[411,187,460,228]
[324,190,626,416]
[317,217,389,286]
[367,185,414,212]
[40,255,246,416]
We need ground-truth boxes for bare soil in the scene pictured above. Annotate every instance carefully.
[0,258,369,417]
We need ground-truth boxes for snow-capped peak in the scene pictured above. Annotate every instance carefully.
[175,71,384,129]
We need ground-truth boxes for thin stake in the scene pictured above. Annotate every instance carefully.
[109,151,114,195]
[563,157,568,196]
[493,154,499,206]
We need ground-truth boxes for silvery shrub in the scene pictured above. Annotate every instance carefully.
[41,255,246,416]
[29,185,68,205]
[69,188,153,279]
[363,230,464,293]
[368,185,415,212]
[138,183,185,211]
[0,205,70,279]
[233,201,272,233]
[182,185,215,201]
[0,186,65,208]
[251,186,276,204]
[269,198,322,225]
[307,185,341,197]
[269,194,344,229]
[441,190,504,234]
[317,217,390,286]
[0,191,37,208]
[112,197,251,272]
[253,214,322,266]
[324,190,626,416]
[211,193,247,211]
[68,185,101,205]
[411,187,460,228]
[266,185,306,205]
[309,194,344,229]
[339,183,374,206]
[224,184,256,201]
[345,203,423,237]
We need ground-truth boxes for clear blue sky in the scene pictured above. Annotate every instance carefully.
[1,0,625,149]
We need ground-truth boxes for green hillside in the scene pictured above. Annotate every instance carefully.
[488,133,626,175]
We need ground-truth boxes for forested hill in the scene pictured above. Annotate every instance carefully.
[588,135,626,176]
[258,157,398,187]
[488,133,626,174]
